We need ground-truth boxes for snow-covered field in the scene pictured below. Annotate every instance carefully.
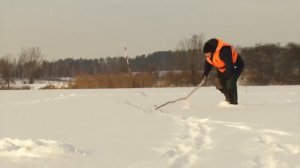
[0,86,299,168]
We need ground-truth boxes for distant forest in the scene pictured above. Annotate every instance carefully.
[1,34,299,88]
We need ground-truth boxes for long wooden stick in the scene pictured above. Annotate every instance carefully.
[155,79,205,110]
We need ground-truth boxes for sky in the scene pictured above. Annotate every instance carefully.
[0,0,299,60]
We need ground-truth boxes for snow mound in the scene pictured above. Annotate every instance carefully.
[180,100,191,110]
[218,101,236,108]
[0,138,85,159]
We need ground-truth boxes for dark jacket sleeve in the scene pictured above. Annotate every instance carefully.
[203,61,212,77]
[219,46,234,79]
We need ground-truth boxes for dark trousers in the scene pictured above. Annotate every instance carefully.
[214,72,241,104]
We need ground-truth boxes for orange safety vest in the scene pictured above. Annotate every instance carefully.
[206,39,238,73]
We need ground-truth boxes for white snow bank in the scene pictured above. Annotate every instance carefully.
[7,79,69,90]
[0,138,85,159]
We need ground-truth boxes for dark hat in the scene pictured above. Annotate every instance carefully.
[203,38,218,53]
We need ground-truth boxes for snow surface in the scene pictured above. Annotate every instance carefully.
[0,86,299,168]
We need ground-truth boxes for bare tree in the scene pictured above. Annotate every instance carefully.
[176,33,205,85]
[18,47,44,84]
[0,55,16,87]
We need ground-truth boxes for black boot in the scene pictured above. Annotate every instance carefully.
[226,72,240,105]
[219,88,231,103]
[227,90,237,105]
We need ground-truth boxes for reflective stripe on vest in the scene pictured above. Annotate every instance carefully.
[206,39,238,73]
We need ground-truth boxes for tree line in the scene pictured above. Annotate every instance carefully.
[1,35,299,88]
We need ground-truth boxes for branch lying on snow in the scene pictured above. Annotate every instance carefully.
[155,78,205,110]
[125,101,164,113]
